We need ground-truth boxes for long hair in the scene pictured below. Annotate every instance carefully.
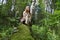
[25,6,30,13]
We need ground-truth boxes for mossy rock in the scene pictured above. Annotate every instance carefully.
[11,24,34,40]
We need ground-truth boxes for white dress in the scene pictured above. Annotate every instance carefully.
[21,11,31,24]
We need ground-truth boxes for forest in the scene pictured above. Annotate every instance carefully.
[0,0,60,40]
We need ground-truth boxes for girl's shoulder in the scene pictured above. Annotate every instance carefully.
[23,11,27,14]
[23,11,25,13]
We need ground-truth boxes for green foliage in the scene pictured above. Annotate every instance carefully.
[31,10,60,40]
[55,0,60,10]
[32,25,47,40]
[0,0,32,39]
[47,29,59,40]
[0,0,60,40]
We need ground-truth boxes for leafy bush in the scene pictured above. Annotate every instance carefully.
[31,10,60,40]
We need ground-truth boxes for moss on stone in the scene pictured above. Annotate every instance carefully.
[11,24,34,40]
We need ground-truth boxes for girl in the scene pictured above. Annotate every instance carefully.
[21,6,31,24]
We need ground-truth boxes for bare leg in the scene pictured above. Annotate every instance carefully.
[25,16,28,24]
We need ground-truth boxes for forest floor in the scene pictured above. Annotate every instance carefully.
[11,24,34,40]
